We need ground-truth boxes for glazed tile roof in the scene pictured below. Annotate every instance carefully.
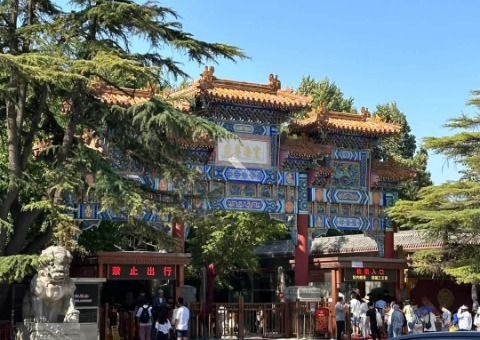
[167,66,311,111]
[280,136,332,158]
[371,159,417,181]
[289,106,402,136]
[255,230,443,257]
[94,86,153,107]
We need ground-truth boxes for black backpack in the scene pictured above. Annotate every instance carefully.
[139,307,150,324]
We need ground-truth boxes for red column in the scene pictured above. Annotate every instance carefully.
[330,269,338,338]
[173,221,185,253]
[384,230,394,258]
[295,214,309,286]
[173,220,185,298]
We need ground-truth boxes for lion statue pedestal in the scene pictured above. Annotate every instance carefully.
[17,246,80,340]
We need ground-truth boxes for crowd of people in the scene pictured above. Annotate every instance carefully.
[108,289,190,340]
[335,289,480,339]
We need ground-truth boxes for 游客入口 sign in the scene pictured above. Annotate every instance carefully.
[344,268,397,282]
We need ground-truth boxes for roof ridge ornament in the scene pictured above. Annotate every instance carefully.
[317,102,329,122]
[268,74,281,90]
[90,75,105,90]
[200,66,215,83]
[361,107,370,120]
[146,82,159,95]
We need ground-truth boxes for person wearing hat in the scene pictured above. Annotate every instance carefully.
[473,308,480,331]
[457,305,472,331]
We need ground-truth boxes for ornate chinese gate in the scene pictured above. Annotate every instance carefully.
[75,67,415,287]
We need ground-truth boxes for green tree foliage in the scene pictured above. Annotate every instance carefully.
[388,91,480,284]
[184,211,288,287]
[296,76,355,112]
[373,102,432,200]
[0,0,246,292]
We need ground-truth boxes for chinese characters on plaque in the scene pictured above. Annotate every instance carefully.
[216,136,271,168]
[344,268,397,282]
[108,264,176,280]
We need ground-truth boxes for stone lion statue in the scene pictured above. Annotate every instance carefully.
[25,246,79,323]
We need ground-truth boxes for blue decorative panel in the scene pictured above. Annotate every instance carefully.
[308,215,386,231]
[329,216,366,230]
[218,121,269,135]
[213,167,280,184]
[207,197,284,213]
[76,203,100,219]
[333,149,369,161]
[297,172,308,214]
[280,171,297,186]
[331,189,369,204]
[319,189,369,204]
[309,214,326,228]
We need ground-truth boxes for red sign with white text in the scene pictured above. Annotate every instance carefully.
[344,268,397,282]
[108,264,176,280]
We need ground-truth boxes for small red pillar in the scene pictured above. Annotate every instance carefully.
[173,221,185,253]
[330,269,338,338]
[295,214,309,286]
[384,230,394,258]
[173,220,185,297]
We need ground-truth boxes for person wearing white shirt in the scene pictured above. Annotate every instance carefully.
[349,292,361,336]
[359,297,370,339]
[421,311,436,332]
[174,297,190,340]
[136,302,153,340]
[155,307,172,340]
[457,305,472,331]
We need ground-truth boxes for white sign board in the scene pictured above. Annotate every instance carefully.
[216,135,271,169]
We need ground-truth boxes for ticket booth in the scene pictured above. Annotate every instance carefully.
[309,256,408,338]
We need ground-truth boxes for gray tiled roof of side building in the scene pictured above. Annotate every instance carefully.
[255,230,443,257]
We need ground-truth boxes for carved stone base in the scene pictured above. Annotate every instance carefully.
[17,322,80,340]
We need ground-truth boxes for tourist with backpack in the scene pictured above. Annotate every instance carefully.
[137,299,153,340]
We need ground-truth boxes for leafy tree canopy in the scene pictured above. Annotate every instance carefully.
[296,76,355,113]
[184,211,288,288]
[0,0,246,293]
[373,102,432,200]
[388,91,480,284]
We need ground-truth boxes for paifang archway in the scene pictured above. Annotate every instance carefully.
[75,67,416,286]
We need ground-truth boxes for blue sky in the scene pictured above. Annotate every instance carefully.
[156,1,480,184]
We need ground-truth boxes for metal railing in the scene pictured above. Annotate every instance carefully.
[188,299,328,339]
[106,300,329,340]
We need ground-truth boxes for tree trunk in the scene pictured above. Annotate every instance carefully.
[472,283,478,313]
